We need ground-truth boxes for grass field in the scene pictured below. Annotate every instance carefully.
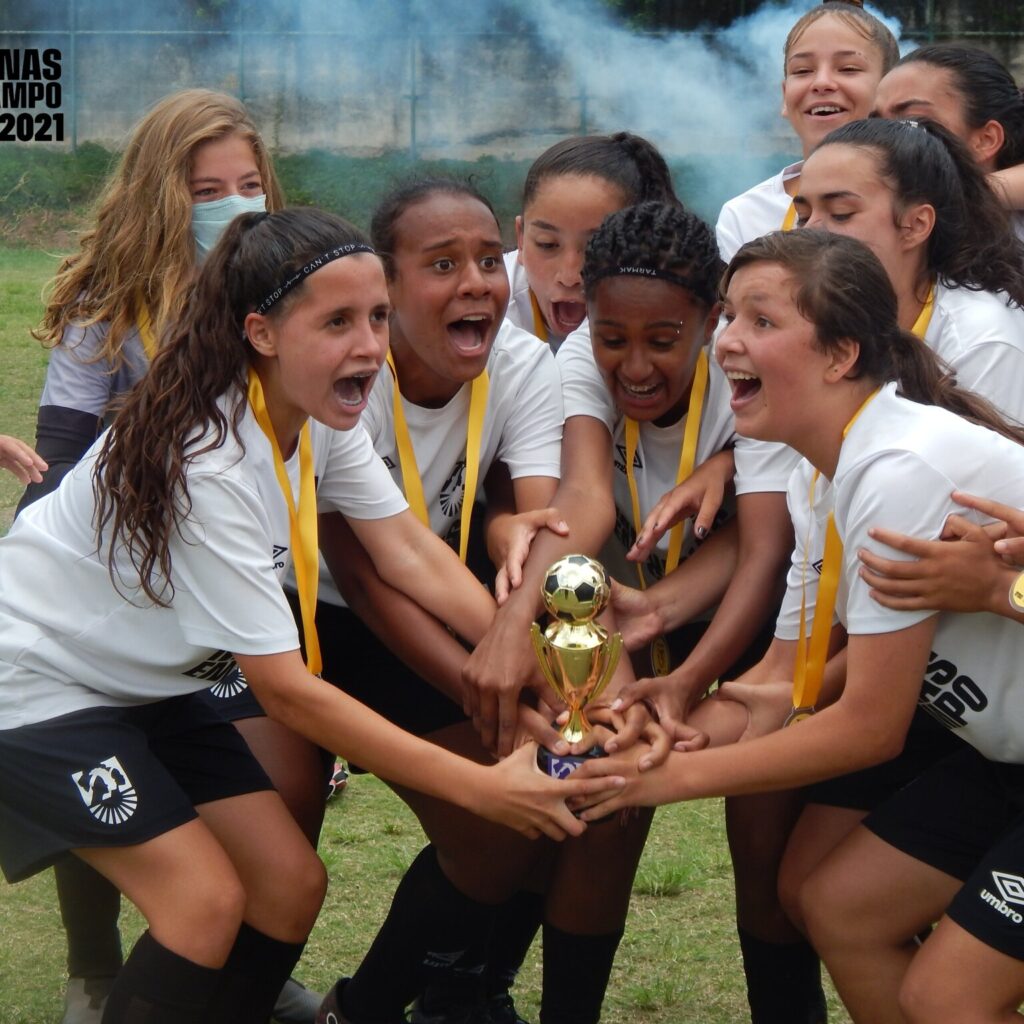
[0,243,851,1023]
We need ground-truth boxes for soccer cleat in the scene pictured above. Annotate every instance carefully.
[326,761,349,801]
[60,976,114,1024]
[407,994,491,1024]
[272,975,324,1024]
[485,992,532,1024]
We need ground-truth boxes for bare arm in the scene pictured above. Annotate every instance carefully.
[237,649,624,840]
[462,415,619,755]
[573,617,936,817]
[0,435,47,486]
[989,165,1024,209]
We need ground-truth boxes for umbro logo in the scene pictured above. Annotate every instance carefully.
[980,871,1024,924]
[382,455,396,469]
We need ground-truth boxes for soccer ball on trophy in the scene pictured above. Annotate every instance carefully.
[541,553,611,623]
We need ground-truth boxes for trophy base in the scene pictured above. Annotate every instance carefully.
[536,742,606,780]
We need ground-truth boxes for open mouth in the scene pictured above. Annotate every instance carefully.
[616,376,664,409]
[808,104,844,117]
[333,370,376,407]
[447,314,491,354]
[551,301,586,335]
[726,370,762,404]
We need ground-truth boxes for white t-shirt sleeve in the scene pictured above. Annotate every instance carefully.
[170,471,301,654]
[734,437,802,495]
[715,201,746,264]
[556,324,615,433]
[316,424,409,520]
[949,340,1024,425]
[838,451,955,636]
[496,342,564,479]
[774,462,815,642]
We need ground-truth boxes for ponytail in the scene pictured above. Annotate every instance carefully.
[93,207,373,605]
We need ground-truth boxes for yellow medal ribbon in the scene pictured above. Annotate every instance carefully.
[136,302,158,360]
[623,349,710,676]
[911,283,935,340]
[529,290,549,344]
[386,351,490,564]
[781,201,797,232]
[247,369,322,676]
[788,388,881,724]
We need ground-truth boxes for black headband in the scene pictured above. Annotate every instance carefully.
[588,265,700,293]
[254,243,377,315]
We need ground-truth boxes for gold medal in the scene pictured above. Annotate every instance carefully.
[649,636,672,677]
[784,706,816,727]
[1009,569,1024,612]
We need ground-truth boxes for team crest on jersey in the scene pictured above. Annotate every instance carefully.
[71,756,138,825]
[209,664,249,699]
[613,443,642,475]
[439,460,467,518]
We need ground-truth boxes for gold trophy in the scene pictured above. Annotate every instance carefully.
[531,554,623,778]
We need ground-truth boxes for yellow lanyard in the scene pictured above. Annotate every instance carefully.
[911,283,935,339]
[789,388,880,723]
[247,369,322,676]
[781,201,797,232]
[624,348,710,590]
[136,302,157,360]
[529,290,549,344]
[385,351,490,564]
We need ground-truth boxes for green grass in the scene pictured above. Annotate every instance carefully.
[0,243,852,1022]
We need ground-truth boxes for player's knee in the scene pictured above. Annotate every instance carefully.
[186,871,248,944]
[797,868,845,948]
[267,847,327,936]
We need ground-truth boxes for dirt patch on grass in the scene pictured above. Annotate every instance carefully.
[0,209,88,252]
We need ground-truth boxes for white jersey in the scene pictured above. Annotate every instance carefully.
[317,318,564,606]
[715,161,802,263]
[504,250,537,336]
[557,325,793,587]
[776,383,1024,762]
[0,395,408,728]
[925,283,1024,422]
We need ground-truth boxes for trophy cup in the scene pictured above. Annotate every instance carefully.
[531,554,623,778]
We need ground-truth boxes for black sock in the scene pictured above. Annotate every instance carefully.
[486,890,544,998]
[343,845,497,1022]
[736,928,827,1024]
[539,923,623,1024]
[56,855,123,978]
[203,922,306,1024]
[101,930,218,1024]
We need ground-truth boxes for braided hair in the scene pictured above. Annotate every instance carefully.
[522,133,679,210]
[582,202,722,308]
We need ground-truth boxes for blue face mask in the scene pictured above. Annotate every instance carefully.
[191,193,267,261]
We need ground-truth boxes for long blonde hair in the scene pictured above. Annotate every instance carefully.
[35,88,283,365]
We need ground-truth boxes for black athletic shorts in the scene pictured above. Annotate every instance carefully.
[0,693,272,884]
[805,707,964,811]
[865,744,1024,960]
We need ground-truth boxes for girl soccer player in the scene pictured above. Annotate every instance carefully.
[575,227,1024,1023]
[13,87,329,1024]
[716,0,899,262]
[307,179,659,1024]
[872,43,1024,233]
[0,207,618,1024]
[505,132,678,349]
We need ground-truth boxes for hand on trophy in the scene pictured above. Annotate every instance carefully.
[487,506,570,605]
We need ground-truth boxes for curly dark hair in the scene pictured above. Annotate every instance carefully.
[816,117,1024,306]
[582,201,723,308]
[92,206,374,605]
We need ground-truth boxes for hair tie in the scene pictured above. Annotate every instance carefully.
[254,242,376,315]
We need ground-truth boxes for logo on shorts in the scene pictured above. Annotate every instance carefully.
[71,756,138,825]
[209,664,249,699]
[979,871,1024,924]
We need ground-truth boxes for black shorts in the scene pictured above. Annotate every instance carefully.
[865,744,1024,960]
[805,707,964,812]
[194,663,267,723]
[0,693,272,884]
